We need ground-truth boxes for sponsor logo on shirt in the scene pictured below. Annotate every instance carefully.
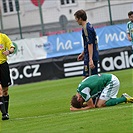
[0,44,4,50]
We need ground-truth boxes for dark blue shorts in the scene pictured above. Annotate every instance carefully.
[83,61,98,77]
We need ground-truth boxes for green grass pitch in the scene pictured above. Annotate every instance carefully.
[0,69,133,133]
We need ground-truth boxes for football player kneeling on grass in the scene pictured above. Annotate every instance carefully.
[70,73,133,111]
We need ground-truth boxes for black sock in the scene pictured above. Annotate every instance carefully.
[3,95,9,113]
[0,97,6,115]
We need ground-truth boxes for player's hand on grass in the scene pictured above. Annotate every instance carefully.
[70,106,79,111]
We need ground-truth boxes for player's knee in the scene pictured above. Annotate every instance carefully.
[96,104,104,108]
[96,102,106,108]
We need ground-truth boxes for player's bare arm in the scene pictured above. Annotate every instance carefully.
[70,98,95,111]
[88,44,95,69]
[3,47,15,56]
[77,51,84,61]
[127,33,132,41]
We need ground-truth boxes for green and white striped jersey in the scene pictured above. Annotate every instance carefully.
[77,74,112,101]
[127,21,133,43]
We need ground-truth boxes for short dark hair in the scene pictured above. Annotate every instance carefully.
[71,95,81,108]
[74,9,87,21]
[128,11,133,17]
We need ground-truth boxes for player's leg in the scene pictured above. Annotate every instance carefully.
[3,87,9,114]
[1,62,11,120]
[97,74,128,107]
[1,62,11,115]
[97,96,127,107]
[0,65,7,119]
[104,97,127,106]
[104,75,128,106]
[83,61,98,77]
[0,85,8,120]
[83,64,89,79]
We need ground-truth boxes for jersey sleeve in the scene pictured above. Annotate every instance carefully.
[77,86,91,102]
[87,25,95,45]
[3,34,14,50]
[127,22,130,34]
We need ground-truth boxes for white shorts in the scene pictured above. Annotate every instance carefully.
[99,75,120,101]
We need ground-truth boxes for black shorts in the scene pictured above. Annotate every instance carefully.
[0,62,11,87]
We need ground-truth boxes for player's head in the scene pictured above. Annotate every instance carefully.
[74,10,87,25]
[71,95,81,108]
[71,94,84,108]
[128,11,133,22]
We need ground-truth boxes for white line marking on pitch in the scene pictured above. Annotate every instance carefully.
[12,104,133,121]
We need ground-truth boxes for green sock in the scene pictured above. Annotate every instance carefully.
[105,97,127,106]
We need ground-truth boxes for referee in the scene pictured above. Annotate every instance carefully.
[0,33,15,120]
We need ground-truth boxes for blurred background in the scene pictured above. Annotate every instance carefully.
[0,0,132,85]
[0,0,132,40]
